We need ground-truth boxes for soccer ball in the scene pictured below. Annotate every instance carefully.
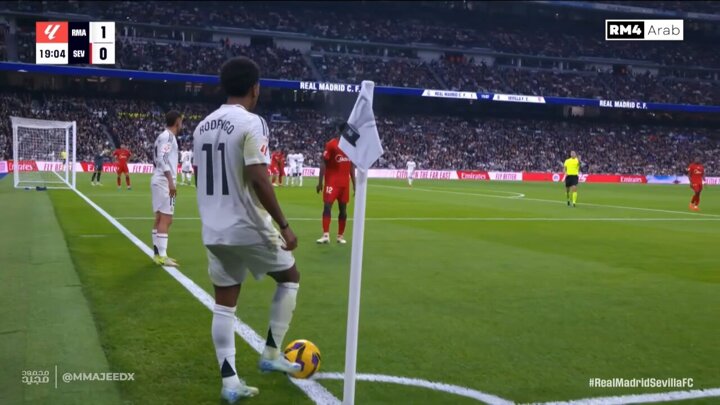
[283,339,321,379]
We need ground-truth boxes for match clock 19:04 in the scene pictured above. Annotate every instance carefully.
[35,43,69,64]
[39,49,66,59]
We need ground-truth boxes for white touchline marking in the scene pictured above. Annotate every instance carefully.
[533,387,720,405]
[375,185,720,218]
[114,217,720,222]
[67,186,341,405]
[426,187,526,199]
[375,184,526,199]
[314,372,513,405]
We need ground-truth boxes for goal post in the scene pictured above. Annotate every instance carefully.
[11,116,77,189]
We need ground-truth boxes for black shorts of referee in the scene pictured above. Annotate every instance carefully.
[565,175,579,187]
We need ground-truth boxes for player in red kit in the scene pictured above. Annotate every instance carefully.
[113,144,132,190]
[316,127,356,244]
[270,150,285,187]
[277,151,286,187]
[270,151,280,185]
[688,157,705,211]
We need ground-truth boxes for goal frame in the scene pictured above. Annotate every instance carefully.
[11,116,77,189]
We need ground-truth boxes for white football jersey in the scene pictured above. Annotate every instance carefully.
[193,104,274,246]
[288,153,298,168]
[296,153,304,167]
[152,129,179,182]
[407,161,416,171]
[181,150,193,164]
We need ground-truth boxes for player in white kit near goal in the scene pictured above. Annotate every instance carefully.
[193,57,301,403]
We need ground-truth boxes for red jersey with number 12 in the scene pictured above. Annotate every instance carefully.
[689,163,704,184]
[113,148,131,165]
[323,138,352,187]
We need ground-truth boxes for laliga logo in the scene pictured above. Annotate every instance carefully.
[44,24,62,40]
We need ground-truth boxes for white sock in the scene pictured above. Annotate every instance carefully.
[212,304,241,388]
[262,282,299,359]
[409,179,413,185]
[152,229,158,254]
[299,176,303,187]
[156,233,168,257]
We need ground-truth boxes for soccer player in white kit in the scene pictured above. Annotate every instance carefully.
[407,159,417,187]
[180,147,194,186]
[193,57,301,402]
[286,152,297,186]
[295,152,304,186]
[151,111,182,267]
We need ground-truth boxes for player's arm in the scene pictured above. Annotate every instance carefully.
[246,164,292,237]
[159,143,176,197]
[245,122,296,250]
[316,152,328,193]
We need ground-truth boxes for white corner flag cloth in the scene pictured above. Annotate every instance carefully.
[339,81,384,171]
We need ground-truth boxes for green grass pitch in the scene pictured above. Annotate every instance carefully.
[2,173,719,404]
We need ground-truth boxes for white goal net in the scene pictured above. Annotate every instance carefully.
[11,116,77,189]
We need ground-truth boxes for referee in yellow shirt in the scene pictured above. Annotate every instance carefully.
[60,150,68,171]
[563,151,580,207]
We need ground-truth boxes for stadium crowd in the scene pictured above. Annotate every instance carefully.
[7,1,720,68]
[13,30,720,105]
[2,96,718,176]
[115,40,313,80]
[314,55,439,89]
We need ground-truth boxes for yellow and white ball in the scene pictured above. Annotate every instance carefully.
[283,339,322,379]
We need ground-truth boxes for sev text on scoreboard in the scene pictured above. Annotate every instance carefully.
[36,22,115,65]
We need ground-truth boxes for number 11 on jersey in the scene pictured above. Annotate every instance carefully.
[201,143,229,196]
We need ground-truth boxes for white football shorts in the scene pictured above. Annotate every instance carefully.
[151,177,175,215]
[206,239,296,286]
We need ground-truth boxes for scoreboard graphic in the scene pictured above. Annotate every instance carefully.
[36,21,115,65]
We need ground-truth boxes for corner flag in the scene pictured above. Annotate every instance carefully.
[338,80,383,405]
[339,81,384,171]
